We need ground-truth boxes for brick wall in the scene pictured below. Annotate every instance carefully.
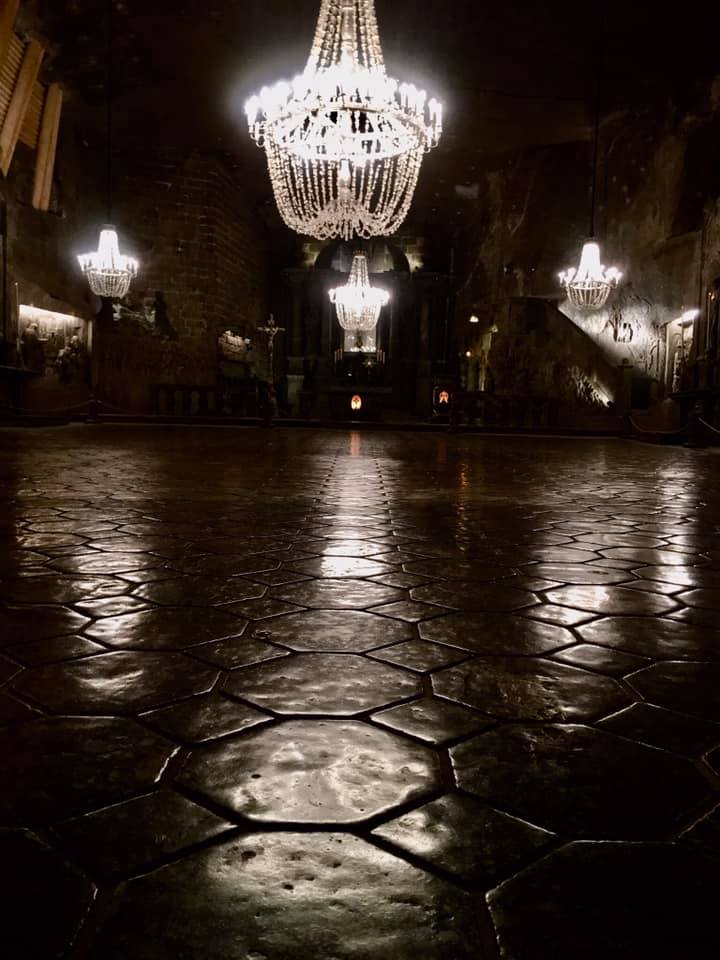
[120,152,268,341]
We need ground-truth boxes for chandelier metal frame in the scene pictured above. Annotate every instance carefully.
[246,0,442,239]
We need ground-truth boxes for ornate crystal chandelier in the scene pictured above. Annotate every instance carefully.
[559,240,622,310]
[246,0,442,240]
[78,226,138,299]
[330,252,389,331]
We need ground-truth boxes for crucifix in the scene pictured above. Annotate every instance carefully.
[257,314,285,422]
[257,314,285,382]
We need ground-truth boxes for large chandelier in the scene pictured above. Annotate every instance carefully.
[559,240,622,310]
[245,0,442,240]
[78,226,138,299]
[330,252,389,330]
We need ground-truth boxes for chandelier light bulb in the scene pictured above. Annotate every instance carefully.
[78,226,138,299]
[559,240,622,311]
[246,0,442,239]
[329,252,389,332]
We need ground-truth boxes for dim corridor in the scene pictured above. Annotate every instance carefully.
[1,425,719,959]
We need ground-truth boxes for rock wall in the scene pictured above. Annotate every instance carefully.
[457,79,720,407]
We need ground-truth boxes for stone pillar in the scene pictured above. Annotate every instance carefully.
[415,278,435,417]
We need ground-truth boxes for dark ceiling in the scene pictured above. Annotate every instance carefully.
[20,0,720,229]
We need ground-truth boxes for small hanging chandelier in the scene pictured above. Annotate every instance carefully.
[559,240,622,310]
[79,226,138,299]
[78,0,138,299]
[246,0,442,240]
[559,40,622,312]
[330,252,389,331]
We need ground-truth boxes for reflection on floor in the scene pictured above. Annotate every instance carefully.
[1,425,719,959]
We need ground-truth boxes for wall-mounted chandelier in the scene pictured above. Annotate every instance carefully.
[330,252,389,333]
[246,0,442,240]
[78,0,138,299]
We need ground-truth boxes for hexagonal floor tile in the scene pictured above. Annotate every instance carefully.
[190,635,288,670]
[286,557,395,579]
[83,607,246,650]
[544,585,679,616]
[577,615,720,659]
[73,595,151,618]
[411,582,536,612]
[488,842,720,960]
[224,653,420,715]
[133,577,266,606]
[84,832,491,960]
[49,553,154,575]
[181,555,282,577]
[0,717,175,825]
[628,661,720,722]
[451,724,708,838]
[371,599,454,622]
[223,597,305,620]
[372,793,555,887]
[419,613,574,655]
[550,643,649,676]
[403,559,515,581]
[524,563,632,585]
[371,696,491,744]
[52,790,234,880]
[522,604,597,627]
[176,719,441,823]
[4,634,106,666]
[271,578,405,609]
[1,829,96,958]
[599,547,702,566]
[369,639,470,672]
[598,703,720,757]
[142,692,272,744]
[252,609,413,652]
[434,657,631,721]
[0,576,127,605]
[0,605,90,647]
[13,651,218,715]
[316,539,393,557]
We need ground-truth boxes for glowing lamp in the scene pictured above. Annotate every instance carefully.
[246,0,442,239]
[330,253,389,331]
[78,226,138,299]
[438,390,449,405]
[469,314,479,324]
[351,394,362,411]
[559,240,621,311]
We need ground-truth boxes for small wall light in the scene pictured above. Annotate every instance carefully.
[469,314,479,324]
[350,394,362,411]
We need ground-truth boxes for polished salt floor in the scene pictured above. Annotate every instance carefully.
[1,425,719,959]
